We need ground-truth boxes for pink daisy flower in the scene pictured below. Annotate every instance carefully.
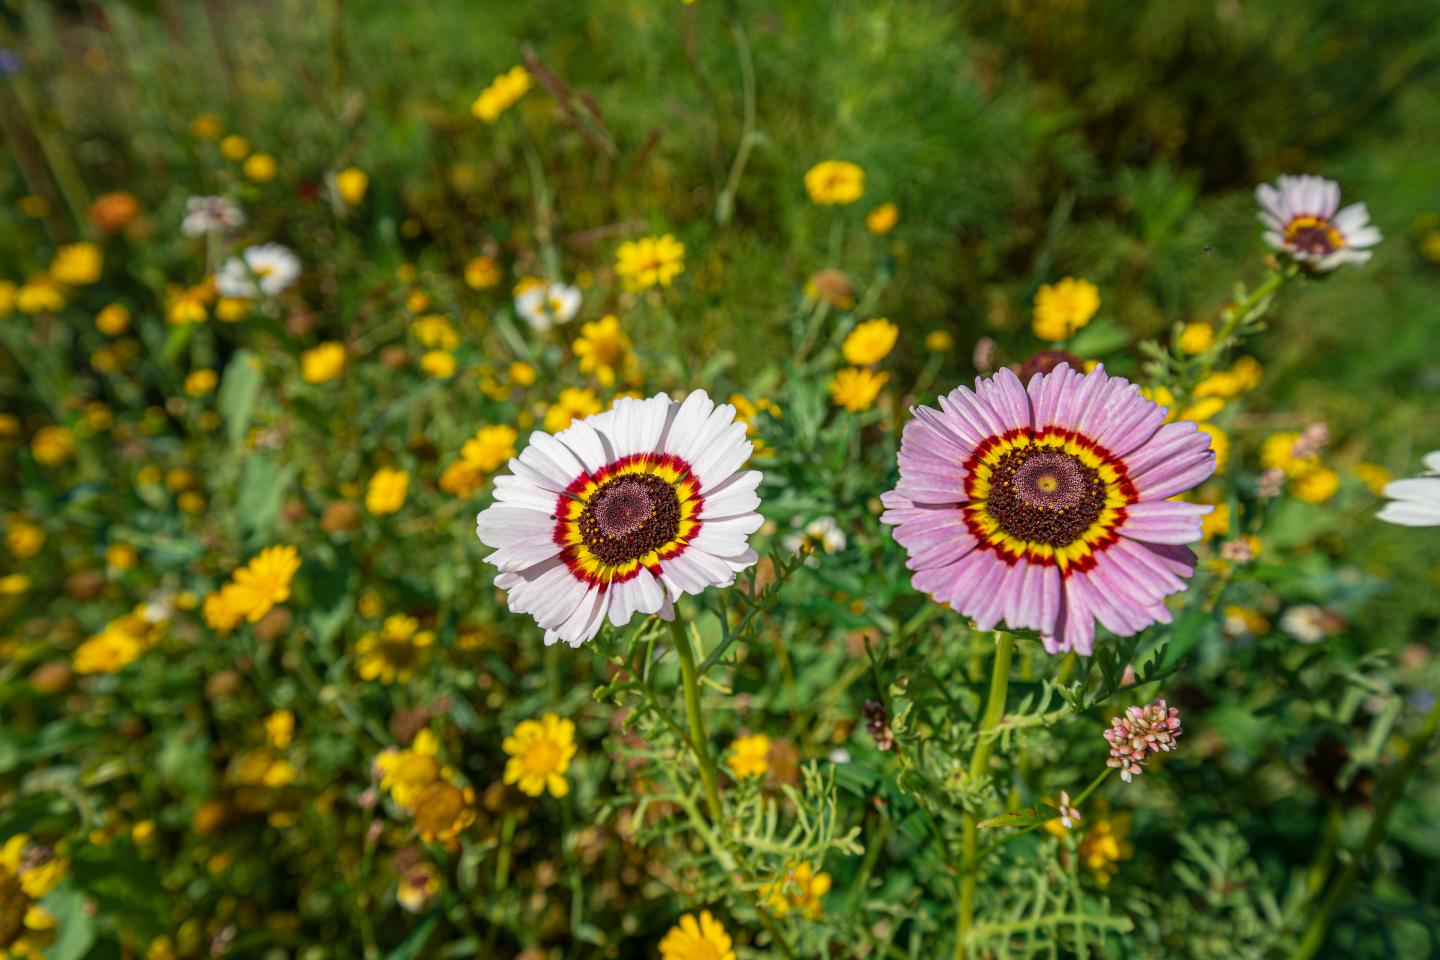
[1255,174,1381,272]
[880,364,1216,655]
[475,391,763,648]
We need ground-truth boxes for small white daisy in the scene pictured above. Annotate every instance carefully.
[216,243,301,298]
[1377,451,1440,527]
[1255,174,1381,272]
[475,391,764,648]
[181,195,245,237]
[782,516,847,558]
[514,282,581,331]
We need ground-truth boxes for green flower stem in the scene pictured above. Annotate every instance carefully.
[956,631,1016,959]
[671,617,725,823]
[1289,691,1440,960]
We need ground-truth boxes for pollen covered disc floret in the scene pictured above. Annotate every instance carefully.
[475,391,763,647]
[881,363,1217,655]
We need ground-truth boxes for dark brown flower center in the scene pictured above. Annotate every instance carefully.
[1285,216,1343,256]
[985,448,1107,547]
[578,473,682,565]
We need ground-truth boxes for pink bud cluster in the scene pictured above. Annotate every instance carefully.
[1104,699,1183,782]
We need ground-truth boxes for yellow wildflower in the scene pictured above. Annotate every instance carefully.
[376,729,442,805]
[1176,321,1215,355]
[865,202,899,235]
[17,276,65,314]
[106,543,138,571]
[464,255,502,289]
[355,614,435,685]
[301,342,347,384]
[167,283,212,325]
[216,297,252,321]
[760,861,831,919]
[265,710,295,749]
[409,781,476,845]
[1292,465,1340,504]
[1078,810,1133,885]
[614,234,686,291]
[543,387,602,432]
[508,360,537,386]
[411,314,460,350]
[243,152,277,182]
[31,425,74,466]
[1201,502,1231,541]
[73,620,147,674]
[419,350,457,378]
[1194,357,1262,398]
[220,134,250,160]
[925,329,954,353]
[659,911,737,960]
[366,467,410,515]
[228,545,302,623]
[471,66,533,124]
[49,242,103,286]
[1353,462,1392,496]
[190,113,222,140]
[804,160,864,205]
[841,318,899,366]
[461,425,519,472]
[335,166,369,205]
[502,713,577,798]
[184,370,219,397]
[573,314,634,386]
[1196,422,1229,472]
[726,733,770,780]
[1032,278,1100,341]
[396,862,441,913]
[829,368,888,412]
[96,303,130,335]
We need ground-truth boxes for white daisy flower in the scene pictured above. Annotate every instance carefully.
[1255,174,1381,272]
[514,283,582,331]
[782,516,847,557]
[216,243,301,298]
[1377,451,1440,527]
[181,195,245,237]
[475,391,764,648]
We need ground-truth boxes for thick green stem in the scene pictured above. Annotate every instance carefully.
[956,631,1016,959]
[1289,692,1440,960]
[672,618,725,823]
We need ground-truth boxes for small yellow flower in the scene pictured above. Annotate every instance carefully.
[471,66,533,124]
[726,733,770,780]
[1033,278,1100,341]
[244,152,277,182]
[396,862,442,913]
[409,781,476,845]
[405,289,431,313]
[1078,810,1133,886]
[376,729,442,805]
[544,387,603,432]
[659,911,737,960]
[412,314,460,350]
[865,202,899,235]
[841,318,899,366]
[49,242,103,286]
[355,614,435,684]
[335,166,368,205]
[31,425,74,466]
[1260,432,1314,477]
[1353,462,1392,496]
[804,160,865,205]
[508,360,537,386]
[131,820,156,845]
[419,350,457,379]
[502,713,577,798]
[573,314,634,386]
[925,329,954,353]
[464,255,502,289]
[366,467,410,515]
[106,543,138,571]
[1177,397,1224,423]
[167,283,212,325]
[1176,321,1215,355]
[829,367,888,412]
[228,545,302,623]
[220,134,250,160]
[1292,465,1340,504]
[1201,502,1231,541]
[265,710,295,749]
[96,303,130,335]
[216,297,252,321]
[301,342,347,384]
[760,861,831,919]
[1194,357,1262,398]
[73,621,147,674]
[461,425,519,472]
[0,573,29,595]
[191,114,222,140]
[184,369,219,397]
[614,234,686,291]
[17,276,65,314]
